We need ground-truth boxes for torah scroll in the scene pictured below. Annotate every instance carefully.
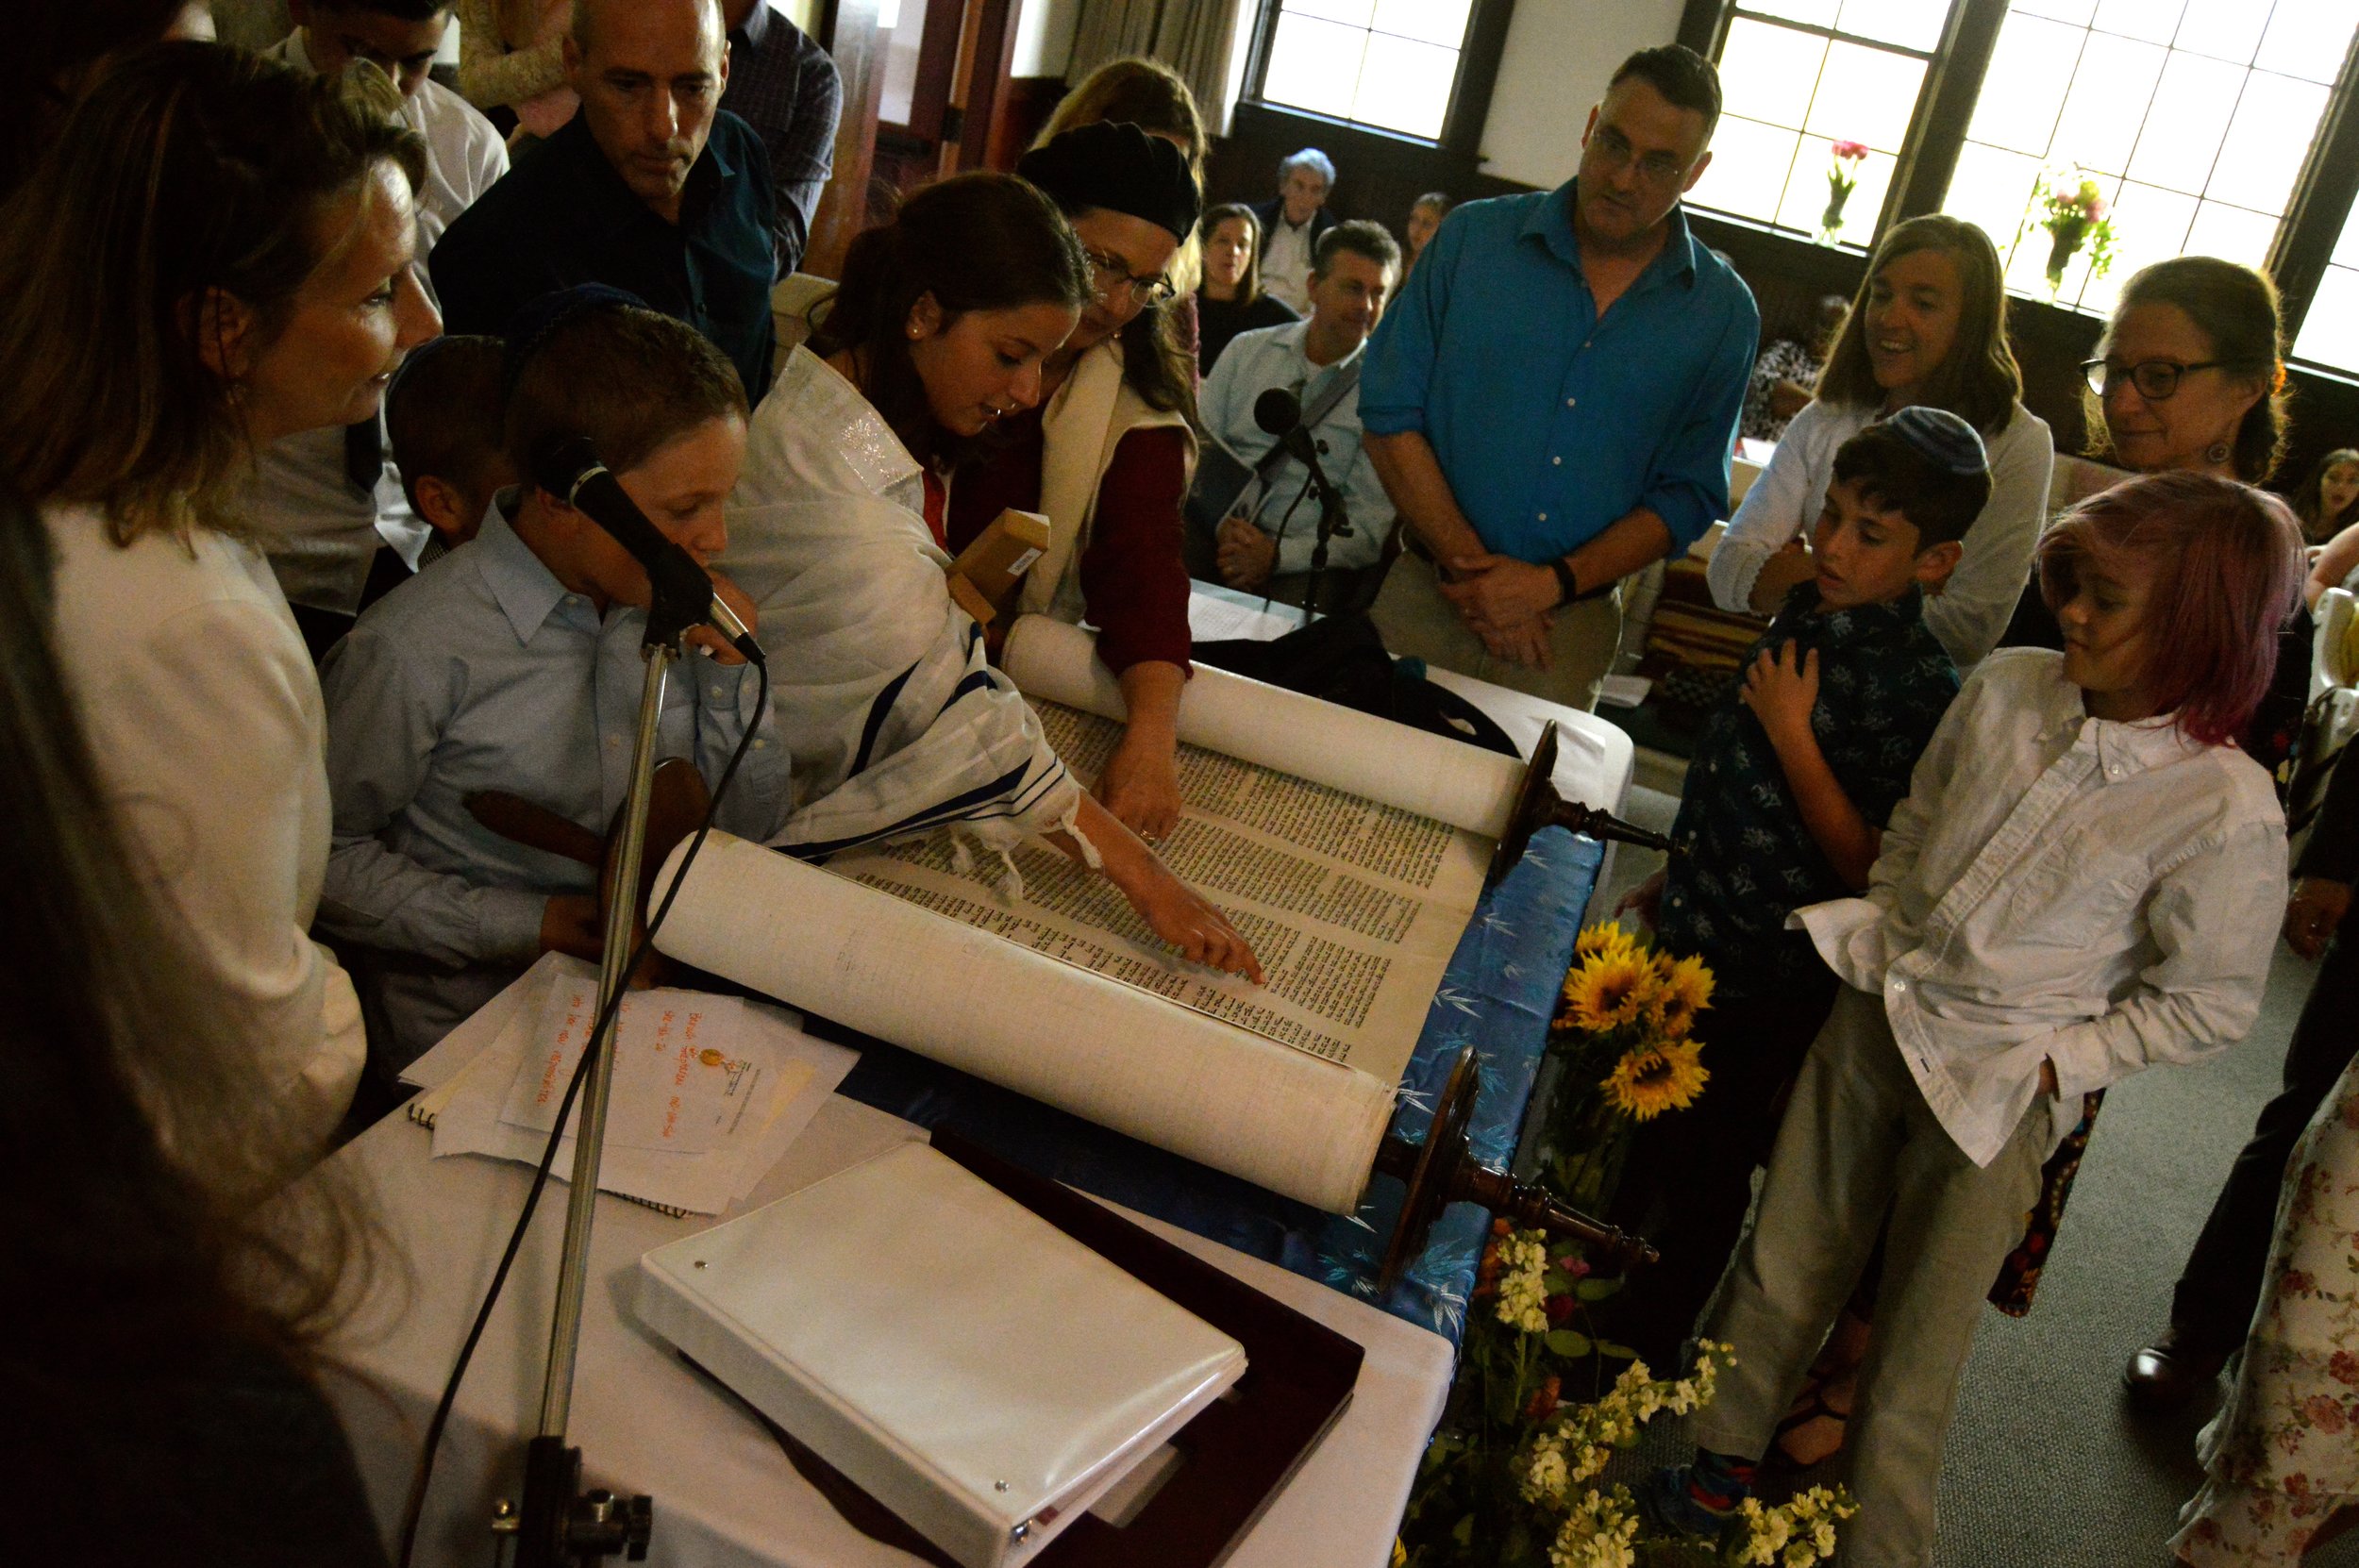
[653,618,1529,1213]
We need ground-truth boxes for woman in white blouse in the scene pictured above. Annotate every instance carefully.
[0,45,441,1154]
[1709,215,2054,670]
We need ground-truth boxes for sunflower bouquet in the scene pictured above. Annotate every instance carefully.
[1544,924,1715,1211]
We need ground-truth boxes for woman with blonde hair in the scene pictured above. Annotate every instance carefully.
[0,42,441,1152]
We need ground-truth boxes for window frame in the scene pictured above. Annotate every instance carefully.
[1678,0,2359,361]
[1239,0,1518,155]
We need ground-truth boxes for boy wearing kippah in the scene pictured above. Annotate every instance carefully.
[1605,407,1989,1367]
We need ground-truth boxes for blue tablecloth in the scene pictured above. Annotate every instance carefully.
[824,826,1602,1345]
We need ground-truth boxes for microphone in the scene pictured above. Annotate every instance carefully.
[529,434,763,665]
[1251,387,1350,541]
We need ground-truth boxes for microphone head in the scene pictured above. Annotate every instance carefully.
[1253,387,1304,437]
[529,432,603,501]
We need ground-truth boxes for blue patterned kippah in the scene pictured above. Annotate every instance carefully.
[500,283,650,395]
[1880,405,1988,476]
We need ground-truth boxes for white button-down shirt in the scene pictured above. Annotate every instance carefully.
[1796,649,2287,1166]
[1260,215,1316,313]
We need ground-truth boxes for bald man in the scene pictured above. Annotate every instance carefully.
[431,0,778,393]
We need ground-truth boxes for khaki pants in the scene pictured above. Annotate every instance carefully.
[1693,988,2049,1568]
[1367,550,1622,710]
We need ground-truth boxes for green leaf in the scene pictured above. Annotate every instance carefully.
[1597,1340,1640,1359]
[1575,1276,1623,1301]
[1450,1513,1474,1547]
[1545,1329,1593,1359]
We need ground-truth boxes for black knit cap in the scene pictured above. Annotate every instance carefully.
[500,283,648,397]
[1017,121,1200,243]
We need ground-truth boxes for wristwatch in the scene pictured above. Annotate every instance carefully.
[1550,557,1581,608]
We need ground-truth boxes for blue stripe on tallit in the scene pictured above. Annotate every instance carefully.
[785,759,1049,859]
[847,660,918,779]
[939,668,998,716]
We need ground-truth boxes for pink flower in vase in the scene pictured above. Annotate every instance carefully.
[1832,141,1869,161]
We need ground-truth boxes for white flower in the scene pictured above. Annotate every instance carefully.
[1493,1231,1551,1335]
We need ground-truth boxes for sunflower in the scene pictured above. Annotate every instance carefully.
[1560,948,1657,1033]
[1648,953,1715,1040]
[1601,1040,1709,1120]
[1574,922,1638,964]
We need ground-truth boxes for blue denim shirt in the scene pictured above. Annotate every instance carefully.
[1358,181,1757,561]
[1658,584,1958,1003]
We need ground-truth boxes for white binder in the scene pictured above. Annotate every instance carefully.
[636,1142,1247,1568]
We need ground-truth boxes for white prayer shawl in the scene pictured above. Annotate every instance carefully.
[1019,334,1196,621]
[725,347,1085,859]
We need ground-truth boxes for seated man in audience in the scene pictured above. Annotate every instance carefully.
[718,0,842,276]
[1604,409,1984,1369]
[251,0,509,659]
[1250,147,1334,313]
[1190,220,1400,610]
[382,333,510,569]
[431,0,778,396]
[317,294,787,1072]
[1360,43,1756,710]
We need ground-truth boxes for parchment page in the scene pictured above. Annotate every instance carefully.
[819,700,1489,1087]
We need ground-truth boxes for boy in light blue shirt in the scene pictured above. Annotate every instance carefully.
[319,293,787,1070]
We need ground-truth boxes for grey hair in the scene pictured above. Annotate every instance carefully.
[1278,147,1334,187]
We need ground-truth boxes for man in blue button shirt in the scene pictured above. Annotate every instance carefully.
[430,0,778,396]
[1360,44,1757,709]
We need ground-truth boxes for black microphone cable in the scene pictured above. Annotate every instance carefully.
[394,653,771,1568]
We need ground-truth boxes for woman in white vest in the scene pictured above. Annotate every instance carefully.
[725,173,1260,979]
[1707,215,2054,670]
[946,122,1203,841]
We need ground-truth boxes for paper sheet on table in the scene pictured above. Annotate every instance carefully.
[407,956,856,1214]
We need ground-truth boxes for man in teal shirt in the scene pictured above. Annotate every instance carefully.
[1360,44,1757,709]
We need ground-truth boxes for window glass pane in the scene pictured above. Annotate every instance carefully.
[1835,0,1951,51]
[2207,75,2330,212]
[1966,12,2081,154]
[1684,114,1800,224]
[1803,40,1927,148]
[1352,32,1457,139]
[2294,264,2359,369]
[1283,0,1374,25]
[1719,17,1829,129]
[1945,142,2044,263]
[2014,0,2097,22]
[2337,205,2359,270]
[2170,0,2267,63]
[2123,50,2244,192]
[1371,0,1471,48]
[1260,13,1368,122]
[1775,136,1898,241]
[2074,180,2196,312]
[2183,200,2279,271]
[2048,31,2166,175]
[2091,0,2184,44]
[2255,0,2359,83]
[1739,0,1840,27]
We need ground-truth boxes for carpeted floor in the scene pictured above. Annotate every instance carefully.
[1596,770,2358,1566]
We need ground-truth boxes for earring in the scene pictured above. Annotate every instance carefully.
[907,324,923,340]
[2205,439,2234,466]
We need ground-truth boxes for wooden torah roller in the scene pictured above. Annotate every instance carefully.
[1486,722,1677,890]
[1373,1045,1658,1293]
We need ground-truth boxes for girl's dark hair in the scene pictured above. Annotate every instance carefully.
[2036,470,2304,746]
[810,172,1092,468]
[0,473,371,1530]
[1815,214,2022,436]
[1200,202,1263,304]
[0,42,426,542]
[2291,445,2359,542]
[2097,256,2288,483]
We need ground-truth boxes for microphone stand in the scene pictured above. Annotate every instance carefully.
[1301,438,1352,623]
[498,587,702,1567]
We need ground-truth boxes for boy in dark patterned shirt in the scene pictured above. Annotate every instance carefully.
[1605,407,1989,1365]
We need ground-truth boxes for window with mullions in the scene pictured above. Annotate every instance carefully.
[1251,0,1475,142]
[1685,3,1955,244]
[1943,0,2359,315]
[2293,198,2359,371]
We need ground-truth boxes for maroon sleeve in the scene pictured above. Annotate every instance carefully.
[1078,425,1194,676]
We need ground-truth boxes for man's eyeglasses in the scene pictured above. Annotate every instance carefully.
[2082,358,2224,401]
[1083,246,1178,309]
[1590,125,1687,188]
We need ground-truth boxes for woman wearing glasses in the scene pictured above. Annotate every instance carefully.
[947,122,1205,842]
[1708,214,2054,670]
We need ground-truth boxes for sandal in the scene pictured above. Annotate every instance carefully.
[1770,1376,1852,1470]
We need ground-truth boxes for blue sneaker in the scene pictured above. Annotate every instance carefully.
[1640,1464,1743,1541]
